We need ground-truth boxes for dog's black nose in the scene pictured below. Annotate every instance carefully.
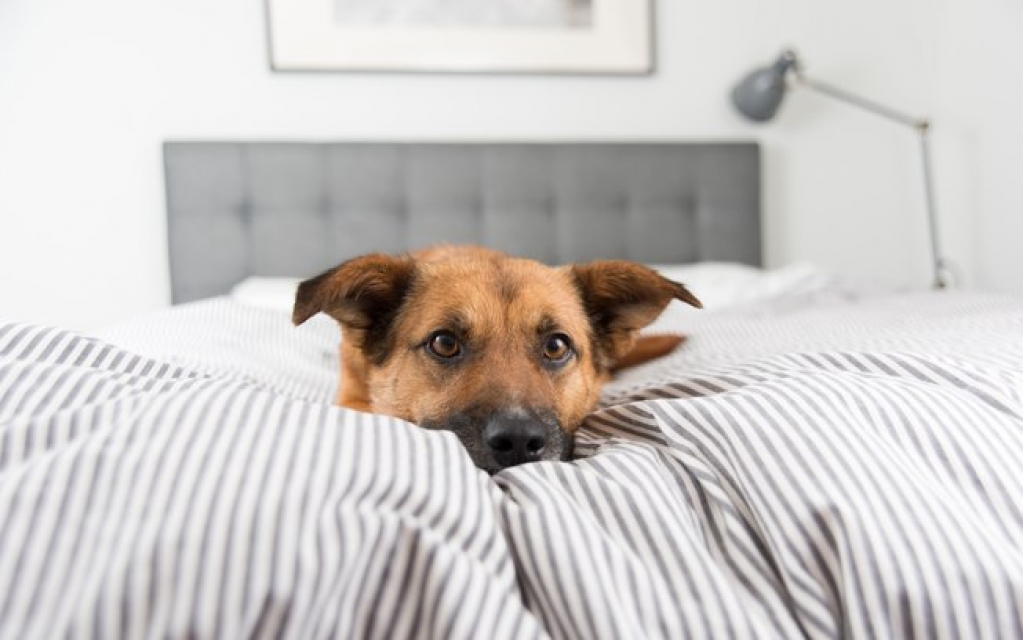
[484,413,547,468]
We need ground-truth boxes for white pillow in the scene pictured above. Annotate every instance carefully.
[229,262,831,315]
[642,261,834,334]
[649,262,830,311]
[230,277,300,313]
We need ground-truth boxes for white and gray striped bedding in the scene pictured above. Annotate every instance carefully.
[2,287,1023,639]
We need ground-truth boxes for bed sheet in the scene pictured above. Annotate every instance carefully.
[2,284,1023,639]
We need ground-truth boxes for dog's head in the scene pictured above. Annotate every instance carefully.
[293,248,700,474]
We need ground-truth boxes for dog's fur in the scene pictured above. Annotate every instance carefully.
[293,246,701,473]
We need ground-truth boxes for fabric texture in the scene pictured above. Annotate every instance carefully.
[2,287,1023,638]
[225,262,832,316]
[163,142,762,303]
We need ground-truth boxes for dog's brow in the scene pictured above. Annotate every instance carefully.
[497,270,519,304]
[439,311,472,336]
[536,315,560,336]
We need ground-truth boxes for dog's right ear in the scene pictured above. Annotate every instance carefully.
[570,260,701,370]
[292,254,416,331]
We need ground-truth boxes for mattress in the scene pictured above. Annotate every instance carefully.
[2,275,1023,638]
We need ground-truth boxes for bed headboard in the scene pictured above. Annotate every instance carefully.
[163,142,761,304]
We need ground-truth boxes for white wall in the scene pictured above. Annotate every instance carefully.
[933,0,1023,293]
[1,0,1006,331]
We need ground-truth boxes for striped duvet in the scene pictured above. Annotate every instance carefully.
[2,286,1023,639]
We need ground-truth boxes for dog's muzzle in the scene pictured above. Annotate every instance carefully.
[423,407,573,474]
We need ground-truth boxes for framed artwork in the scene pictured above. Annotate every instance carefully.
[267,0,653,74]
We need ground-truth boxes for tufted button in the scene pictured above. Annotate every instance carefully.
[544,196,556,219]
[238,201,253,226]
[395,199,410,221]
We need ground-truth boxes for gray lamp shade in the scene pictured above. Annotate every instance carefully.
[732,50,799,122]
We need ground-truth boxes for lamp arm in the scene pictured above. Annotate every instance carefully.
[794,71,952,288]
[919,131,954,289]
[796,75,926,131]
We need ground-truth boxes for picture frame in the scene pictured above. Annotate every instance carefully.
[266,0,653,75]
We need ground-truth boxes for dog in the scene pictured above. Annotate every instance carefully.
[293,246,701,474]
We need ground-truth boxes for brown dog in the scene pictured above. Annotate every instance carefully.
[293,246,701,473]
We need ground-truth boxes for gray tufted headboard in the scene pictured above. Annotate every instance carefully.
[163,142,761,304]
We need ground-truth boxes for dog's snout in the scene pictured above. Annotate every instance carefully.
[484,413,547,468]
[425,407,572,473]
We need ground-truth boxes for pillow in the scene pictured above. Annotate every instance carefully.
[229,263,831,316]
[230,277,300,313]
[649,262,830,310]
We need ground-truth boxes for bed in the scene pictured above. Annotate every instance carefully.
[2,142,1023,639]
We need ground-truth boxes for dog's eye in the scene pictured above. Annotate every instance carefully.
[427,331,462,359]
[542,334,573,362]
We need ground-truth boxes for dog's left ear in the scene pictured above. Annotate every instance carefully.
[570,260,702,367]
[292,253,416,332]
